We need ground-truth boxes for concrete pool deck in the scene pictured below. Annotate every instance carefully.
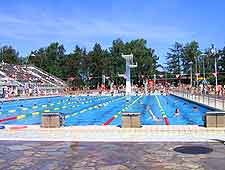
[0,125,224,142]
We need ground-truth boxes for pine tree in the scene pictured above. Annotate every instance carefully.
[166,42,183,74]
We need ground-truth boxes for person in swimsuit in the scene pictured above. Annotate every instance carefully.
[174,108,180,116]
[193,106,199,112]
[146,105,161,121]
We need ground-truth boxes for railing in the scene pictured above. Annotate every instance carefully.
[172,89,225,111]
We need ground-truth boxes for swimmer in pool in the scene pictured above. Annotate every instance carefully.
[96,104,103,109]
[174,108,180,116]
[146,105,161,121]
[156,117,162,121]
[146,104,150,110]
[193,106,199,112]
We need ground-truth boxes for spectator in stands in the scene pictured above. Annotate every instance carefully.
[2,87,6,98]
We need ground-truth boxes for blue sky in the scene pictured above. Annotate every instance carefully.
[0,0,225,64]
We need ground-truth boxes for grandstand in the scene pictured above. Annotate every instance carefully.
[0,62,66,97]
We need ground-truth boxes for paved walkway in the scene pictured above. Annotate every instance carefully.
[0,141,224,170]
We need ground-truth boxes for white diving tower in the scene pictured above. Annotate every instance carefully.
[121,54,137,95]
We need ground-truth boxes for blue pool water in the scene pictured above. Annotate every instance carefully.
[0,95,214,126]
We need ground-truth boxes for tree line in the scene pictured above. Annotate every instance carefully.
[166,41,225,85]
[0,39,159,88]
[1,39,224,88]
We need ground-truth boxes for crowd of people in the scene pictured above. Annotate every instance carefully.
[1,66,225,100]
[0,63,66,99]
[175,83,225,97]
[62,81,225,98]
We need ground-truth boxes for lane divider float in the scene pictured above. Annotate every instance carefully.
[155,95,170,125]
[9,126,28,130]
[6,96,105,116]
[65,96,126,119]
[6,96,98,114]
[103,96,143,125]
[0,96,115,123]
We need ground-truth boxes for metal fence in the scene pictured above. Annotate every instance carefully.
[172,89,225,111]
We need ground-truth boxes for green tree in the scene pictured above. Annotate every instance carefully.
[0,45,20,64]
[28,48,47,68]
[88,43,110,88]
[124,39,159,83]
[182,41,201,74]
[65,45,87,87]
[9,39,160,88]
[28,42,65,79]
[109,39,126,84]
[166,42,183,74]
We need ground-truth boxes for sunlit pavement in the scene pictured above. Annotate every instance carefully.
[0,141,224,170]
[0,125,225,142]
[0,125,224,169]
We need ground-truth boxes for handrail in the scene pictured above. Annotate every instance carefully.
[171,89,225,111]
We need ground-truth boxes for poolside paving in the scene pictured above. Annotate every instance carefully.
[0,125,224,169]
[0,141,224,170]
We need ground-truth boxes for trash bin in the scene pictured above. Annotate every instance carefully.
[122,112,141,128]
[41,112,64,128]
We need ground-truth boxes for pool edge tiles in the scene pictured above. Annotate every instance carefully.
[0,125,224,142]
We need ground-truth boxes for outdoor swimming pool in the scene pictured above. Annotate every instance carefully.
[0,95,214,126]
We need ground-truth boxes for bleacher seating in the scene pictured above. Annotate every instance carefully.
[0,63,66,96]
[26,66,65,87]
